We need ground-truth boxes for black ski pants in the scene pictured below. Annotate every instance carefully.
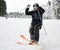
[29,21,42,42]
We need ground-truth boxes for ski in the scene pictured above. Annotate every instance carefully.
[16,41,36,45]
[20,35,31,42]
[17,41,29,45]
[17,35,40,45]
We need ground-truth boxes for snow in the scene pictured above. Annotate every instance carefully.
[0,17,60,50]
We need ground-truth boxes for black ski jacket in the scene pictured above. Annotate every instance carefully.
[25,6,45,25]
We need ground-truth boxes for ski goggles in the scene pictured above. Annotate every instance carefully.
[33,5,39,9]
[33,4,39,7]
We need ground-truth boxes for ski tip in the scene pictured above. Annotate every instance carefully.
[20,35,26,39]
[16,41,22,44]
[20,35,24,37]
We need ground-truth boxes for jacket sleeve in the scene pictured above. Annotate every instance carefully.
[39,7,45,15]
[25,8,33,15]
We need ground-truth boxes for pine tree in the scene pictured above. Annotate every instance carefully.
[0,0,7,16]
[48,1,51,6]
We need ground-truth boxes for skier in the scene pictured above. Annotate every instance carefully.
[25,3,45,44]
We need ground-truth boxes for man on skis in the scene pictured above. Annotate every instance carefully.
[25,3,45,44]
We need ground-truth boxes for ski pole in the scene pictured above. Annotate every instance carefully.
[43,24,47,35]
[38,11,47,35]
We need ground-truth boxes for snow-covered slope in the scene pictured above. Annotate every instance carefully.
[0,17,60,50]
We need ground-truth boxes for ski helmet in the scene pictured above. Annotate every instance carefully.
[33,3,39,7]
[33,3,39,11]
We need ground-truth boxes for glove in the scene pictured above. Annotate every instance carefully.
[27,4,31,8]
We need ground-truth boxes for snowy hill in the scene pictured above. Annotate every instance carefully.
[0,17,60,50]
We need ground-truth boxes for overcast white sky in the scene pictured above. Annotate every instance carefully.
[5,0,50,13]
